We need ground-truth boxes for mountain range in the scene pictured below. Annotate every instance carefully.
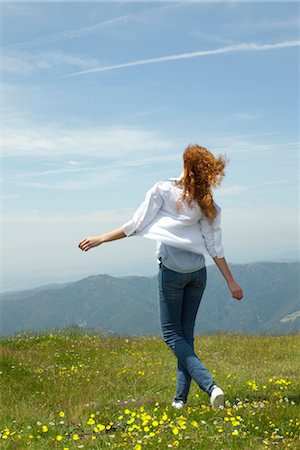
[1,261,299,336]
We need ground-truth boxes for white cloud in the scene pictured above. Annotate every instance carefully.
[2,121,174,157]
[4,3,182,50]
[215,179,292,197]
[5,168,126,191]
[1,49,101,75]
[190,30,235,45]
[63,40,300,77]
[2,209,132,224]
[226,18,300,32]
[0,194,20,200]
[211,135,299,155]
[216,112,261,124]
[216,185,246,196]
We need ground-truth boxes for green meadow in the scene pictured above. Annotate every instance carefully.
[1,331,299,449]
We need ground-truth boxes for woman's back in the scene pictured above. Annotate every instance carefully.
[153,179,203,224]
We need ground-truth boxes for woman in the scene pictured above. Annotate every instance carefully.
[78,144,243,410]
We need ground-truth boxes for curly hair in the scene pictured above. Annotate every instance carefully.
[176,144,229,221]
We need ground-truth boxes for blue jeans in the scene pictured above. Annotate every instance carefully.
[158,262,215,403]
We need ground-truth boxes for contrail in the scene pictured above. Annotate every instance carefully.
[4,3,184,50]
[63,40,300,78]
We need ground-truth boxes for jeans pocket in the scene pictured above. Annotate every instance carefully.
[197,266,207,288]
[160,265,186,290]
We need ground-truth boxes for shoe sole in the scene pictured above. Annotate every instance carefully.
[171,403,185,410]
[212,393,224,409]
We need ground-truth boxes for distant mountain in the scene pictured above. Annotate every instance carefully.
[1,262,299,336]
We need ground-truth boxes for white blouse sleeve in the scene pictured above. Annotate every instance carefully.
[122,182,163,237]
[199,201,225,258]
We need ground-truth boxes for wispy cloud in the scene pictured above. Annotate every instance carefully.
[4,166,93,180]
[2,209,133,224]
[189,30,235,45]
[5,168,126,191]
[3,121,174,157]
[1,50,101,75]
[216,185,246,196]
[216,179,293,197]
[63,40,300,77]
[4,3,182,50]
[226,18,300,32]
[212,136,299,155]
[0,194,20,200]
[216,112,261,124]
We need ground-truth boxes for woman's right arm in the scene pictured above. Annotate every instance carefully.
[212,256,243,301]
[199,202,243,301]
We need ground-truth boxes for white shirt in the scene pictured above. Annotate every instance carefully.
[121,179,225,259]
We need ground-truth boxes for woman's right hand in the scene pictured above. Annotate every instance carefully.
[227,279,243,301]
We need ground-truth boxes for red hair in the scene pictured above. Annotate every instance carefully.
[177,144,228,221]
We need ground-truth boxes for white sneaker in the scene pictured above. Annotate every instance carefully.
[171,400,185,409]
[210,386,224,409]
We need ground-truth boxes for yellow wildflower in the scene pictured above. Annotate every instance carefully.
[42,425,48,432]
[172,427,179,435]
[59,411,65,417]
[72,434,79,440]
[56,435,63,441]
[87,418,95,425]
[127,418,135,425]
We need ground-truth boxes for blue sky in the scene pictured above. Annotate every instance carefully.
[1,1,299,290]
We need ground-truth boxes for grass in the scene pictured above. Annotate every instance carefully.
[0,330,299,449]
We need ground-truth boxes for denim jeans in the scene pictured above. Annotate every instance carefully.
[158,262,215,403]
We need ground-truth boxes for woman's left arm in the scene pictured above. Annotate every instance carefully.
[78,227,126,252]
[78,182,163,252]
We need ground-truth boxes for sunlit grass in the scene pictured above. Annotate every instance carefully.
[1,331,299,448]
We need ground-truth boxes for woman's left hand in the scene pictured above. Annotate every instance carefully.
[78,236,103,252]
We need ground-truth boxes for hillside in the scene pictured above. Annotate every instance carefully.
[1,261,299,336]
